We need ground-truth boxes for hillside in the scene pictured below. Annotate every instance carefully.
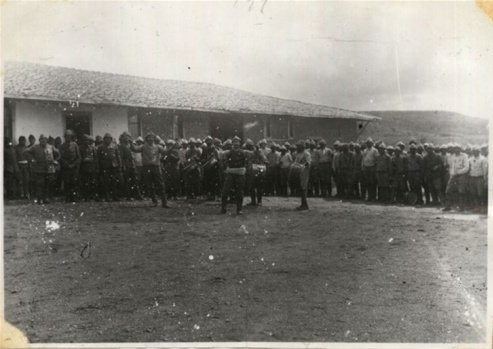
[359,111,489,146]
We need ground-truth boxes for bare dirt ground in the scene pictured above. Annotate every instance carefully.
[3,197,488,344]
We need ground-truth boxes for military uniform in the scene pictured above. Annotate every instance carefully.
[337,145,353,198]
[79,136,99,201]
[293,142,311,210]
[200,138,220,200]
[362,139,378,201]
[98,134,122,201]
[119,134,143,201]
[375,145,392,203]
[423,149,444,205]
[248,149,267,206]
[14,139,29,199]
[163,141,181,200]
[130,133,170,207]
[316,141,333,198]
[59,131,81,202]
[406,146,424,205]
[391,150,408,203]
[183,140,201,199]
[218,137,251,214]
[23,135,59,204]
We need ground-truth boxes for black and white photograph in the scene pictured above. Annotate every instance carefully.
[2,0,492,347]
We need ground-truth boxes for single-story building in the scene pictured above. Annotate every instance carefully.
[4,61,379,145]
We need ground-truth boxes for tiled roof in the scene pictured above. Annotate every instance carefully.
[4,61,378,121]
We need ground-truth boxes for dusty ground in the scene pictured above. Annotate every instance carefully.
[3,197,488,343]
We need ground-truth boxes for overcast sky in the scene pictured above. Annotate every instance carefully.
[2,1,493,119]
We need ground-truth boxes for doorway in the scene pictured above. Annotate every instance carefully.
[209,115,243,141]
[64,111,91,142]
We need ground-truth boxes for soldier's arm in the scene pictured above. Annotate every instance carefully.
[216,149,230,160]
[73,144,81,166]
[23,146,34,162]
[129,142,143,153]
[53,147,60,161]
[457,155,470,175]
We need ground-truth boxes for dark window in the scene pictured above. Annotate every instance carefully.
[287,117,294,138]
[265,119,271,138]
[4,100,13,142]
[64,111,91,143]
[128,112,140,139]
[177,115,184,139]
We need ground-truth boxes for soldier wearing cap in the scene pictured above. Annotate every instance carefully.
[258,139,270,157]
[396,141,407,155]
[98,133,122,202]
[79,135,99,201]
[315,139,333,198]
[200,136,221,200]
[332,140,342,197]
[278,145,293,196]
[119,132,143,201]
[4,137,19,200]
[292,140,311,210]
[406,144,424,205]
[243,139,255,196]
[162,139,181,201]
[133,136,145,196]
[337,143,353,198]
[361,137,378,201]
[391,145,408,204]
[130,132,170,207]
[59,129,81,202]
[442,143,469,211]
[265,142,280,196]
[423,142,444,205]
[308,140,320,197]
[417,143,431,204]
[182,137,201,199]
[350,142,363,199]
[14,135,30,199]
[247,143,268,206]
[375,143,392,203]
[23,134,59,204]
[468,146,488,212]
[216,136,255,215]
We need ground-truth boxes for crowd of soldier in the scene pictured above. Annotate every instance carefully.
[3,131,488,214]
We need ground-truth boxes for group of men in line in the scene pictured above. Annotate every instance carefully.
[4,131,488,214]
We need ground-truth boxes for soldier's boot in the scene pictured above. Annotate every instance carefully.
[161,193,169,208]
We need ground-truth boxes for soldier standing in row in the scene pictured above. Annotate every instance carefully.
[23,134,59,204]
[308,140,320,197]
[468,146,488,212]
[163,140,181,200]
[130,132,170,208]
[218,136,250,215]
[14,136,30,199]
[443,144,470,212]
[247,145,268,206]
[350,143,363,199]
[293,140,311,210]
[278,146,292,196]
[423,144,444,205]
[316,139,333,198]
[59,130,81,203]
[407,144,424,205]
[200,136,220,200]
[119,132,143,201]
[361,137,378,201]
[98,133,121,202]
[184,138,201,199]
[337,143,353,198]
[375,143,392,204]
[392,145,408,204]
[79,135,99,201]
